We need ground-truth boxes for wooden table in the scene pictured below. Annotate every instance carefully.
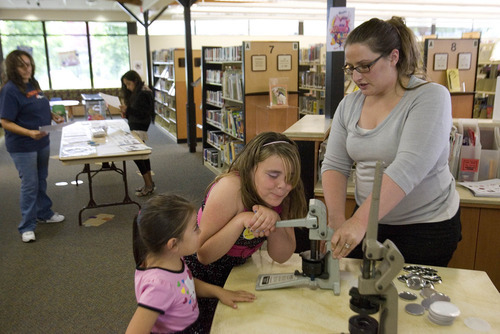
[59,120,151,225]
[211,251,500,333]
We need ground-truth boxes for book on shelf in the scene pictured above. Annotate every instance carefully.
[458,178,500,197]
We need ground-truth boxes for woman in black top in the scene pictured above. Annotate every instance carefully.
[120,70,155,197]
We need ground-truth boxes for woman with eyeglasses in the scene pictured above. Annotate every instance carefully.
[321,17,461,267]
[0,50,66,243]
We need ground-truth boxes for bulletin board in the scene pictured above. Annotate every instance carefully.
[424,38,480,92]
[243,41,299,94]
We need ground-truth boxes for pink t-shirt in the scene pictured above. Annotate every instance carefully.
[135,259,199,333]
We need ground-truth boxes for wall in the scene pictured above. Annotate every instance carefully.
[129,34,326,83]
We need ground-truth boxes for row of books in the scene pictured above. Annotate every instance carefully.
[155,103,176,121]
[204,46,243,62]
[300,70,325,89]
[204,141,245,168]
[206,90,223,107]
[299,43,325,64]
[207,109,223,128]
[152,49,175,62]
[154,65,174,81]
[204,148,223,168]
[206,69,222,85]
[221,140,245,166]
[299,95,324,115]
[222,106,244,140]
[206,107,244,140]
[155,89,175,107]
[207,130,230,149]
[222,69,243,101]
[154,79,175,95]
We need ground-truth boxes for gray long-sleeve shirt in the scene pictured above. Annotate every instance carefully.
[321,76,459,225]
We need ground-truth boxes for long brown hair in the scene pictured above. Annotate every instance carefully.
[209,132,307,220]
[120,70,145,107]
[1,50,40,93]
[346,16,427,90]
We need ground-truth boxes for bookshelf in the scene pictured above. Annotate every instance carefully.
[152,48,202,142]
[474,43,499,118]
[201,41,300,174]
[299,43,326,116]
[202,45,244,174]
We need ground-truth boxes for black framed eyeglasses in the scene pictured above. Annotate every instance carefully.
[342,54,384,76]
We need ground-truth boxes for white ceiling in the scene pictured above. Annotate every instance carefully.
[1,0,500,22]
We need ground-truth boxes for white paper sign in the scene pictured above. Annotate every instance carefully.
[99,92,121,109]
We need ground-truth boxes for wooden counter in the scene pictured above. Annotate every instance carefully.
[282,114,332,141]
[212,251,500,333]
[283,114,331,201]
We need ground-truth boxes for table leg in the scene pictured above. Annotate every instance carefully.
[78,161,141,226]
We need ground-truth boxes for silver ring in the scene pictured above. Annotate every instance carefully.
[344,243,351,249]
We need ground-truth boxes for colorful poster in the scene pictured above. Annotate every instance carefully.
[327,7,355,52]
[58,50,80,67]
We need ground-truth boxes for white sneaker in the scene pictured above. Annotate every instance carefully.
[22,231,36,243]
[41,213,65,223]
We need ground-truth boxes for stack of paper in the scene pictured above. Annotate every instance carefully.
[458,179,500,197]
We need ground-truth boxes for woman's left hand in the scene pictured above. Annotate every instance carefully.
[330,216,366,259]
[248,205,280,237]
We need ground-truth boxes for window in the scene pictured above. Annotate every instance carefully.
[89,22,130,88]
[0,21,49,88]
[0,20,129,90]
[46,21,90,89]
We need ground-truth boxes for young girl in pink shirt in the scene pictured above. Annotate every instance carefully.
[126,194,255,334]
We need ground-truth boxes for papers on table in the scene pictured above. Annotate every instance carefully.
[110,131,152,152]
[59,120,151,159]
[99,92,121,109]
[458,179,500,197]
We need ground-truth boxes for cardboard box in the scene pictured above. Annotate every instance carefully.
[69,105,85,117]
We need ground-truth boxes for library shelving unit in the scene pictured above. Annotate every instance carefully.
[299,43,326,116]
[152,48,202,143]
[474,43,499,117]
[424,38,480,118]
[202,41,300,175]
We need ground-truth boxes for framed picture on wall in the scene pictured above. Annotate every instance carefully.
[434,53,448,71]
[251,55,267,72]
[277,54,292,71]
[458,52,472,70]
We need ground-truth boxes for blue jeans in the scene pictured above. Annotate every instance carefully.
[10,145,54,234]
